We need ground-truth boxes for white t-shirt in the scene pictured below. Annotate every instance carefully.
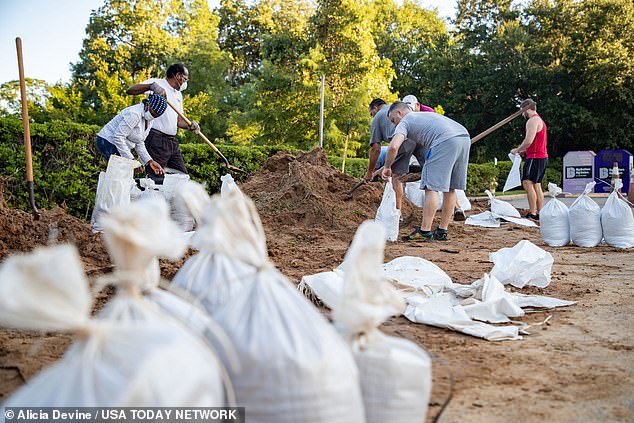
[97,103,153,164]
[142,78,183,136]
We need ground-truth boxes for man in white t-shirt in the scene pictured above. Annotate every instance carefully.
[126,63,199,181]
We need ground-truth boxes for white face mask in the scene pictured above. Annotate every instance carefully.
[179,80,188,92]
[144,110,155,121]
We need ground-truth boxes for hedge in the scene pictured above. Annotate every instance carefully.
[0,117,563,220]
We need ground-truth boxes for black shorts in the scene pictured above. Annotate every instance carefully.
[522,158,548,183]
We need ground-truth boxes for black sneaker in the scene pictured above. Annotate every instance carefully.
[453,208,466,221]
[401,228,434,242]
[433,228,449,241]
[525,213,540,221]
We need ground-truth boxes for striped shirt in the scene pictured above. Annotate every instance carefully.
[97,103,153,164]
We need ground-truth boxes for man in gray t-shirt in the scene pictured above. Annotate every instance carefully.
[382,101,471,242]
[365,98,425,210]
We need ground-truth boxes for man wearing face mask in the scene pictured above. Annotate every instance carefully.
[95,93,167,175]
[126,63,199,181]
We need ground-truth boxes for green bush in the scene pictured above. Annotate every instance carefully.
[328,157,369,179]
[466,162,497,195]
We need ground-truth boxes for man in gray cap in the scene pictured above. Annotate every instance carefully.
[382,101,471,241]
[95,93,167,175]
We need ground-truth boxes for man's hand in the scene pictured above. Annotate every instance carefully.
[148,159,164,175]
[382,166,392,180]
[149,82,167,97]
[189,120,200,132]
[510,148,519,155]
[371,168,382,180]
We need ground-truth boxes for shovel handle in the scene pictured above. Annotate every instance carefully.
[164,99,234,167]
[470,100,536,144]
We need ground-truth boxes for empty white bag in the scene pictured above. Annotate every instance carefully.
[376,178,400,241]
[540,183,570,246]
[485,190,521,218]
[158,173,195,231]
[333,221,432,423]
[601,180,634,248]
[173,187,365,423]
[490,240,554,288]
[503,153,522,192]
[569,182,603,247]
[0,244,223,407]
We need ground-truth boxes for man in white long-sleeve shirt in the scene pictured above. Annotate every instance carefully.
[95,93,167,175]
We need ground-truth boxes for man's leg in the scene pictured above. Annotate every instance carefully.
[421,189,439,232]
[535,182,544,213]
[440,189,456,230]
[165,141,189,174]
[144,131,170,181]
[523,179,537,214]
[392,177,404,210]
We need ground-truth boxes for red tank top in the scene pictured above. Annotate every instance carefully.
[526,114,548,159]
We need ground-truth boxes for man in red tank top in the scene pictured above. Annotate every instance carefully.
[511,99,548,221]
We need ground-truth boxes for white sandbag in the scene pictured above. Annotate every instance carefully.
[540,183,570,246]
[601,180,634,248]
[136,178,162,201]
[173,187,365,423]
[503,153,522,192]
[220,173,240,197]
[485,190,521,218]
[0,244,223,407]
[404,183,443,209]
[569,182,603,247]
[333,221,431,423]
[490,240,553,288]
[456,189,472,211]
[91,155,140,232]
[375,178,400,241]
[175,180,211,226]
[158,173,195,231]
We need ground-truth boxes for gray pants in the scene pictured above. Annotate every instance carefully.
[421,135,470,192]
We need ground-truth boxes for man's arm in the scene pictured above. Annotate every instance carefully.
[126,80,167,97]
[365,143,382,180]
[511,116,539,154]
[381,133,405,180]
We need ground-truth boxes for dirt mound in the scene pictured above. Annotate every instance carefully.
[241,148,418,232]
[0,204,111,275]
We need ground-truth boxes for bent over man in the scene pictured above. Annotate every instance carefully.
[382,101,470,241]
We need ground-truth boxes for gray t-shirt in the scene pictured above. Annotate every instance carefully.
[393,112,469,154]
[369,104,395,145]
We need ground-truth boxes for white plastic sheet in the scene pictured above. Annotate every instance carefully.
[173,187,365,423]
[569,182,603,247]
[332,221,431,423]
[503,153,522,192]
[375,178,400,241]
[404,184,471,211]
[601,180,634,248]
[540,183,570,246]
[490,240,553,288]
[91,155,139,232]
[465,211,537,228]
[0,244,224,407]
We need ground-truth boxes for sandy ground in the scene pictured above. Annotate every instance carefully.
[0,150,632,422]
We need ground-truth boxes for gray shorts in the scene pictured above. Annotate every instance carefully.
[421,135,470,192]
[392,139,426,175]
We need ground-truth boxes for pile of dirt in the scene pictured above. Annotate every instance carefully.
[241,148,419,232]
[0,205,111,275]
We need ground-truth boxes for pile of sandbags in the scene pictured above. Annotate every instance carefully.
[173,182,365,423]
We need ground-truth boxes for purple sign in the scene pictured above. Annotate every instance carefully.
[563,151,596,194]
[595,149,633,193]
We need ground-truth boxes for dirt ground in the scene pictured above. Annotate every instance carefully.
[1,149,633,422]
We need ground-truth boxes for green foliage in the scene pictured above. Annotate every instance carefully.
[327,157,369,179]
[466,162,498,195]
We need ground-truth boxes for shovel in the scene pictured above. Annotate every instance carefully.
[470,99,536,144]
[16,37,39,217]
[165,100,245,173]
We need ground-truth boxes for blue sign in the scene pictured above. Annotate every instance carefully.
[595,149,633,193]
